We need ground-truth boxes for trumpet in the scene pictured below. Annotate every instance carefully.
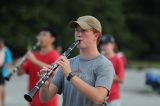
[24,40,79,102]
[4,42,40,81]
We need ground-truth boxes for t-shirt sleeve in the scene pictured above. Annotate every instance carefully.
[51,68,64,94]
[116,58,125,80]
[95,62,114,92]
[5,49,12,64]
[22,60,30,74]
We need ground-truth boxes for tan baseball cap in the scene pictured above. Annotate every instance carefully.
[70,15,102,34]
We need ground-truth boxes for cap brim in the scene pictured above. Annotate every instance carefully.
[100,41,110,44]
[100,38,110,44]
[69,21,92,30]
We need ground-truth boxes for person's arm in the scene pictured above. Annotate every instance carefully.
[17,67,26,76]
[32,59,49,68]
[70,76,108,105]
[0,50,5,67]
[39,66,64,103]
[57,56,114,105]
[114,58,125,84]
[114,75,123,83]
[17,51,52,76]
[17,58,29,76]
[39,82,58,102]
[26,51,49,68]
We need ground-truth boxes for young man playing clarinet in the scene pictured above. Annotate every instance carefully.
[17,27,59,106]
[39,16,115,106]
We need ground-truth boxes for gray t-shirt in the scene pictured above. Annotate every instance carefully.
[52,55,114,106]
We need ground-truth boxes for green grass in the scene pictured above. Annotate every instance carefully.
[127,60,160,70]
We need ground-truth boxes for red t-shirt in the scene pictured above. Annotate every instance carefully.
[23,50,60,106]
[107,54,125,102]
[117,52,127,67]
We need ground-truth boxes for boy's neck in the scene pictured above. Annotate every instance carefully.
[79,45,100,60]
[40,45,53,54]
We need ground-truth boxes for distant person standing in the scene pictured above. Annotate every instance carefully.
[100,35,125,106]
[0,37,12,106]
[0,39,5,106]
[17,27,59,106]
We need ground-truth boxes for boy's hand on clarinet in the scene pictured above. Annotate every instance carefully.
[38,65,53,86]
[56,56,71,77]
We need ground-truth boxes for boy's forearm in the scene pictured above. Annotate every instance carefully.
[70,76,107,105]
[39,84,52,103]
[114,75,124,83]
[39,83,58,103]
[33,59,49,68]
[17,67,25,76]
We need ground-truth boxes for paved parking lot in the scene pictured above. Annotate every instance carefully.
[4,69,160,106]
[121,70,160,106]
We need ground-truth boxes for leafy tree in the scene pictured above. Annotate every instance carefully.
[0,0,159,59]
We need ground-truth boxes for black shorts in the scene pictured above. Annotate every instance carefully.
[0,72,5,85]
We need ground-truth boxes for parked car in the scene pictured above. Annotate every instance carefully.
[146,68,160,93]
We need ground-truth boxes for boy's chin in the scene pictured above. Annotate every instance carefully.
[77,45,86,49]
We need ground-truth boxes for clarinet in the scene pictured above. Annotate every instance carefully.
[24,40,79,102]
[4,42,40,81]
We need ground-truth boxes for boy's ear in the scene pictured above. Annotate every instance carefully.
[51,36,56,44]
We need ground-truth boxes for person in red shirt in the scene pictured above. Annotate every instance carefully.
[100,35,125,106]
[117,52,127,68]
[17,27,60,106]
